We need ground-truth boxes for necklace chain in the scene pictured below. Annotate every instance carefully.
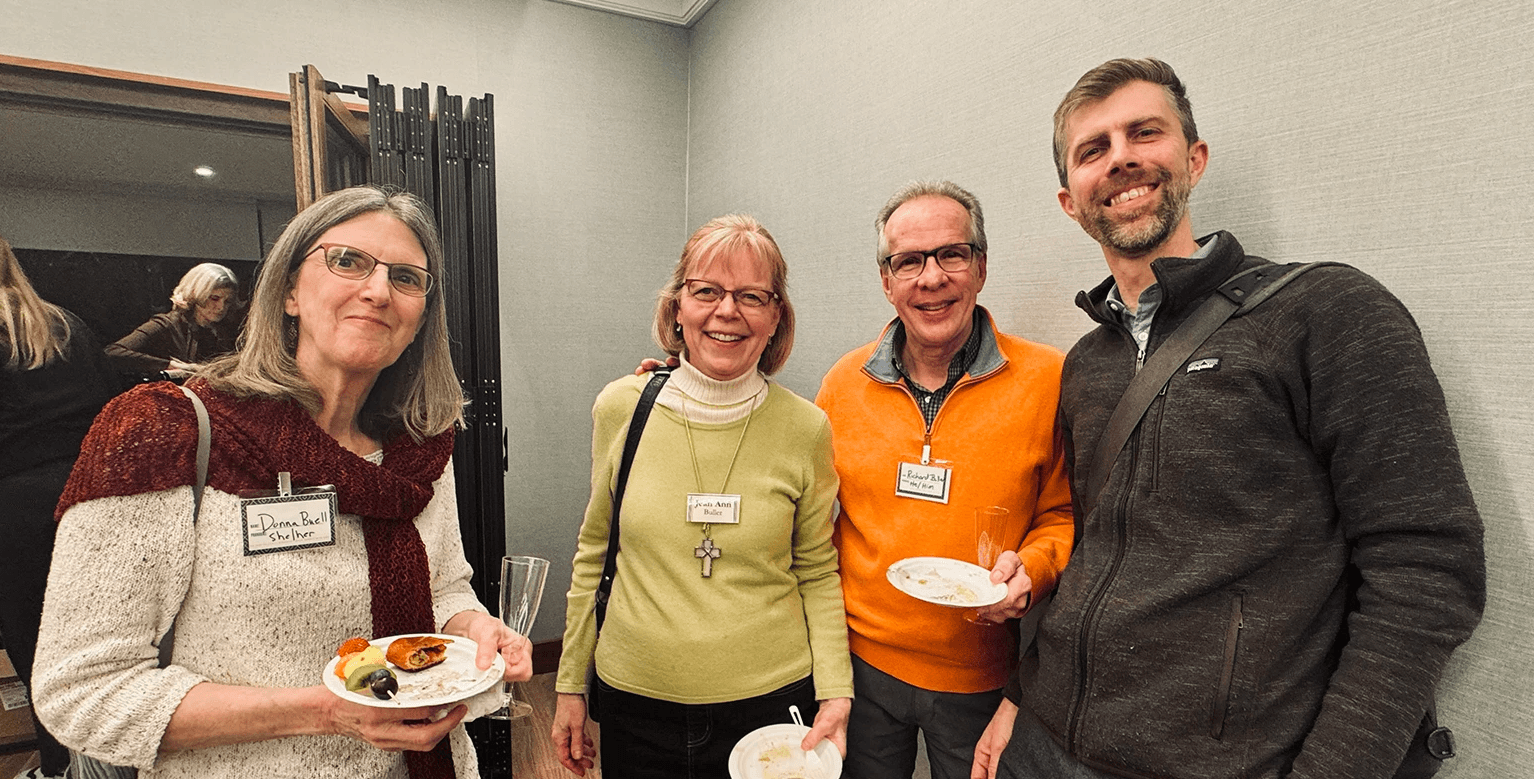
[681,384,764,538]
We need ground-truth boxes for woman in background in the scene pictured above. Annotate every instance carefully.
[34,187,530,778]
[104,262,240,379]
[0,236,117,779]
[551,214,852,778]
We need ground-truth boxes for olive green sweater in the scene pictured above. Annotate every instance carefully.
[556,374,851,704]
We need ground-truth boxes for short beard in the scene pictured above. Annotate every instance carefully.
[1082,168,1191,258]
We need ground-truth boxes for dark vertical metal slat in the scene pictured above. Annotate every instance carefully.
[470,91,505,644]
[367,75,390,190]
[461,90,508,778]
[401,84,418,198]
[389,80,403,190]
[404,83,434,208]
[437,89,471,397]
[365,75,401,189]
[469,94,502,493]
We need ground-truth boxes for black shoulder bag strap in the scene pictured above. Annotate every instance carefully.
[1081,262,1337,517]
[593,368,672,632]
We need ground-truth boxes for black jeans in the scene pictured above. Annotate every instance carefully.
[0,460,76,776]
[596,674,819,779]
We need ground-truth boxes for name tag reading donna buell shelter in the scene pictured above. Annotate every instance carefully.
[240,486,339,555]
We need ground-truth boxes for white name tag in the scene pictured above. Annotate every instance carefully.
[686,493,741,524]
[896,461,951,503]
[240,490,339,555]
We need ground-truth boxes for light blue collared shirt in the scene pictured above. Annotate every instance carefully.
[1104,234,1220,371]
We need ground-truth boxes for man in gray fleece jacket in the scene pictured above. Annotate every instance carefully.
[969,58,1486,779]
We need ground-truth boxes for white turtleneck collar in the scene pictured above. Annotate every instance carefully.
[656,355,770,424]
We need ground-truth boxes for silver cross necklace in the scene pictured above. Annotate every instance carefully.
[681,387,762,578]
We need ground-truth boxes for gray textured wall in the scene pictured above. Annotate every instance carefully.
[685,0,1533,775]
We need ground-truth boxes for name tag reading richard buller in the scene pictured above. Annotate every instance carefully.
[686,493,741,524]
[240,489,339,555]
[896,461,951,503]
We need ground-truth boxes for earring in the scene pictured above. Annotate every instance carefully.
[287,316,298,345]
[674,323,683,336]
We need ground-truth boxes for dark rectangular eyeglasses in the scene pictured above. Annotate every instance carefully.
[307,244,435,297]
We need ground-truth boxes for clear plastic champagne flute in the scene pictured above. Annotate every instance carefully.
[965,506,1010,624]
[485,555,549,720]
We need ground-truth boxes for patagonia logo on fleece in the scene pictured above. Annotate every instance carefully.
[1186,358,1221,374]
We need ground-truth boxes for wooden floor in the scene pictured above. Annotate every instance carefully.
[510,672,601,778]
[0,749,40,779]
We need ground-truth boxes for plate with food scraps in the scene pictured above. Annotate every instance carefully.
[729,723,841,779]
[886,557,1007,608]
[321,633,505,708]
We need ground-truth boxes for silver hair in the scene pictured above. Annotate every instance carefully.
[873,181,988,265]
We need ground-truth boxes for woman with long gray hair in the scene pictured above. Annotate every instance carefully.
[34,187,531,779]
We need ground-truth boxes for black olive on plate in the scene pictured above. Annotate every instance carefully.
[365,667,399,700]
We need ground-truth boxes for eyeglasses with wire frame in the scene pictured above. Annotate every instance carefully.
[682,279,780,309]
[881,242,981,280]
[305,244,435,297]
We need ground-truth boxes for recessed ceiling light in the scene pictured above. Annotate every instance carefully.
[194,165,217,178]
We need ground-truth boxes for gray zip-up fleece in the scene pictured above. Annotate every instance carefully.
[1021,232,1485,779]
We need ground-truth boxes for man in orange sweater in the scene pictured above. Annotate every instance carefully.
[815,180,1074,779]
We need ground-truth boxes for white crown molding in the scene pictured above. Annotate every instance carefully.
[547,0,717,27]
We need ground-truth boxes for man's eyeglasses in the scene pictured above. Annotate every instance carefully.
[881,243,980,280]
[682,279,780,309]
[306,244,435,297]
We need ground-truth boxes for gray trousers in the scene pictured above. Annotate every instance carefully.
[844,654,1004,779]
[996,705,1121,779]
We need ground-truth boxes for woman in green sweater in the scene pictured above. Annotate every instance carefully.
[551,214,852,777]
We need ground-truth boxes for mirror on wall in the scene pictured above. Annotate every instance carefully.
[0,56,297,377]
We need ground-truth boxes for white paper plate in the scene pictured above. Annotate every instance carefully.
[322,633,504,708]
[729,723,842,779]
[886,556,1007,608]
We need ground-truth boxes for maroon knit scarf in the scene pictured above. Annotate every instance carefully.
[58,379,459,778]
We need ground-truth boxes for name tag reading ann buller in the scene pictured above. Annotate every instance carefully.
[686,493,741,524]
[240,491,338,555]
[896,461,951,504]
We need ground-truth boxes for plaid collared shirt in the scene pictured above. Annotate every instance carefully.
[891,308,985,428]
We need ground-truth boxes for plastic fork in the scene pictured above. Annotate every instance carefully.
[788,705,828,779]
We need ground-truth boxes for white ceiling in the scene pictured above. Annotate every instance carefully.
[0,104,295,202]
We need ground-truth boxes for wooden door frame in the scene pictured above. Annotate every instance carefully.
[0,54,292,134]
[288,64,371,210]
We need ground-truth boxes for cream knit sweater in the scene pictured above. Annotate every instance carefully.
[34,463,497,778]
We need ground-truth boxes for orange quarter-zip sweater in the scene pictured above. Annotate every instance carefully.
[815,307,1073,693]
